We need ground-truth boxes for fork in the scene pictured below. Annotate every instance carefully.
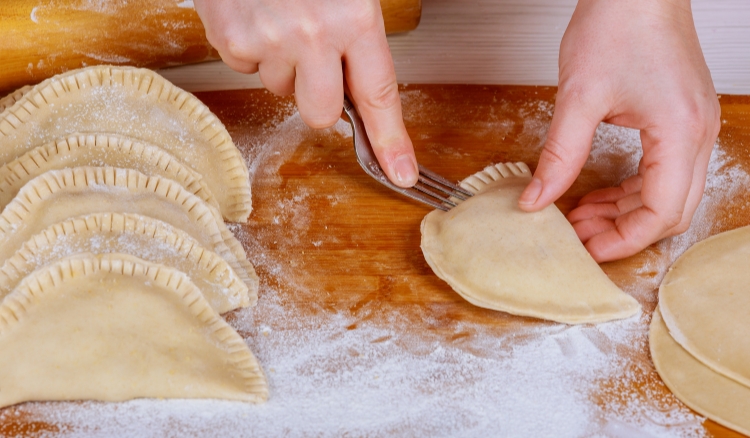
[342,96,473,211]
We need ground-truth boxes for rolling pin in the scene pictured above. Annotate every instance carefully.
[0,0,421,95]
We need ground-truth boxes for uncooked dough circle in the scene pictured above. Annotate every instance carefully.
[650,308,750,435]
[420,162,640,324]
[659,225,750,388]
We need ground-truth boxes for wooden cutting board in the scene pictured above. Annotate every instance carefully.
[0,85,748,437]
[0,0,421,95]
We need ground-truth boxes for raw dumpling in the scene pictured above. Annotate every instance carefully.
[420,162,640,324]
[650,308,750,435]
[0,133,219,213]
[0,254,267,408]
[0,85,30,114]
[0,66,251,222]
[0,167,257,290]
[0,213,254,313]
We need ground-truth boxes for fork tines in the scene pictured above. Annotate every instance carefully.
[412,165,474,211]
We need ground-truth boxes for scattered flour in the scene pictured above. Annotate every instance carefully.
[6,92,745,437]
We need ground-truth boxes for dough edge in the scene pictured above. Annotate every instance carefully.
[650,307,750,435]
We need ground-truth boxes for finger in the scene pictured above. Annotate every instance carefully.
[578,175,643,205]
[567,202,621,223]
[221,57,260,75]
[657,137,714,240]
[345,28,417,188]
[585,131,696,262]
[519,89,606,211]
[614,193,644,216]
[573,217,617,243]
[294,51,344,129]
[258,59,296,96]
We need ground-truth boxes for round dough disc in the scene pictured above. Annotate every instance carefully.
[659,225,750,387]
[650,308,750,435]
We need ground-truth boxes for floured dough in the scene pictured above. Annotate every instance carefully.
[0,254,267,408]
[659,225,750,387]
[0,167,257,290]
[0,133,219,213]
[0,85,31,114]
[420,162,640,324]
[650,308,750,435]
[0,213,254,313]
[0,66,251,222]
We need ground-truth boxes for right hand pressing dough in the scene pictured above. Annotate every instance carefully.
[421,162,640,324]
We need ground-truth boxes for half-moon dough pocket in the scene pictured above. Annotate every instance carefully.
[0,167,257,290]
[0,66,251,222]
[0,254,267,408]
[0,213,253,313]
[421,162,640,324]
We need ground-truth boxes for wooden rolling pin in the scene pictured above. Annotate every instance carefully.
[0,0,421,95]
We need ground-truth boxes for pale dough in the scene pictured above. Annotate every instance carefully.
[0,213,253,313]
[0,85,30,114]
[659,225,750,388]
[420,162,640,324]
[0,167,258,291]
[0,254,267,408]
[0,66,251,222]
[0,133,219,213]
[650,308,750,435]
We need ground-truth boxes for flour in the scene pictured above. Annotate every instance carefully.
[5,92,737,437]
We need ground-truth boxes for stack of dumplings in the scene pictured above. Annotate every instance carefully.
[0,66,268,408]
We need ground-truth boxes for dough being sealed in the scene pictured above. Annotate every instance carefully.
[420,162,640,324]
[0,167,257,290]
[0,213,253,313]
[0,85,30,114]
[0,66,251,222]
[0,133,219,213]
[650,308,750,435]
[659,225,750,387]
[0,254,267,408]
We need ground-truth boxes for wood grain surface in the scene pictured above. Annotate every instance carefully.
[0,85,748,436]
[0,0,421,95]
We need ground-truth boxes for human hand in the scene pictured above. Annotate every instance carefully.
[517,0,720,262]
[194,0,418,187]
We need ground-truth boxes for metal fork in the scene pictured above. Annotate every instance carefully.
[342,96,473,211]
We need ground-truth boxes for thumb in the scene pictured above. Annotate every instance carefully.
[519,95,603,211]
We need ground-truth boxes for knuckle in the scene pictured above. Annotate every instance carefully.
[350,1,380,32]
[222,35,255,62]
[295,19,326,45]
[673,97,722,142]
[540,136,570,166]
[364,80,401,111]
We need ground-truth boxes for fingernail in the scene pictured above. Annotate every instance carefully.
[519,177,543,205]
[393,154,417,187]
